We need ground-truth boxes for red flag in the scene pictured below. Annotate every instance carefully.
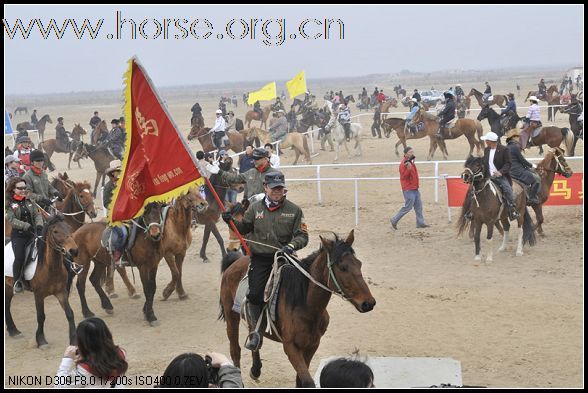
[108,57,204,224]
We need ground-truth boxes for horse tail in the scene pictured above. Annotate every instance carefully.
[456,193,472,237]
[562,128,574,156]
[302,133,311,162]
[522,207,537,246]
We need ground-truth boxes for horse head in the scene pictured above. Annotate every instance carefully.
[182,186,209,214]
[73,181,97,219]
[71,124,87,139]
[42,214,79,261]
[547,148,573,178]
[41,114,52,124]
[142,202,165,241]
[477,105,491,121]
[461,154,485,184]
[319,230,376,313]
[467,88,477,98]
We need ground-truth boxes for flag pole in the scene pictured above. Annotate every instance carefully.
[204,176,251,256]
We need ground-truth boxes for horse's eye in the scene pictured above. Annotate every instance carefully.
[338,264,348,272]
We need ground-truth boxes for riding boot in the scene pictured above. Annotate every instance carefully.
[528,181,541,205]
[13,259,24,293]
[507,203,520,221]
[245,304,263,351]
[437,126,444,139]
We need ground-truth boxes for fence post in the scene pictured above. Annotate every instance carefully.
[434,161,439,204]
[354,179,359,226]
[317,166,322,204]
[309,130,315,154]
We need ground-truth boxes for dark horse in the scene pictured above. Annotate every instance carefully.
[457,155,536,262]
[14,106,28,115]
[17,114,52,142]
[72,202,166,323]
[530,147,573,236]
[5,214,80,347]
[468,88,507,108]
[91,120,109,145]
[39,124,87,170]
[393,85,406,98]
[72,142,115,197]
[219,230,376,387]
[560,100,583,156]
[476,105,521,139]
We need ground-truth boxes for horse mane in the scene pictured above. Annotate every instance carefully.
[37,214,65,266]
[280,236,355,309]
[464,154,483,168]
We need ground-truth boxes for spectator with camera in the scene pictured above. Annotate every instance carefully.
[156,351,243,388]
[390,146,429,230]
[55,317,128,387]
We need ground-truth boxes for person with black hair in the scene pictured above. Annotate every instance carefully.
[55,317,128,387]
[156,351,243,388]
[6,177,44,293]
[22,149,61,210]
[319,357,375,388]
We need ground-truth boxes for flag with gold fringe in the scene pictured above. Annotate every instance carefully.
[286,70,307,99]
[247,81,277,105]
[108,57,204,224]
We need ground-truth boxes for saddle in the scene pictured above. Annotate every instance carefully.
[406,122,424,135]
[101,223,139,265]
[512,179,537,206]
[4,238,38,282]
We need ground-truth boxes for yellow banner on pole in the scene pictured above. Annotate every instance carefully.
[286,70,307,99]
[247,82,277,105]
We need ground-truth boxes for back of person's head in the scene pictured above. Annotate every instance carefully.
[156,353,208,388]
[320,357,374,388]
[196,151,204,160]
[76,317,127,378]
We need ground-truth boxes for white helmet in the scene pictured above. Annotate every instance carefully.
[528,96,539,102]
[215,109,222,114]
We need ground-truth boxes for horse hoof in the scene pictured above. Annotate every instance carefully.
[485,257,493,263]
[516,251,524,257]
[104,308,114,315]
[149,320,160,327]
[9,331,22,338]
[179,293,189,300]
[130,293,141,300]
[474,255,482,261]
[109,293,119,299]
[249,369,260,381]
[38,343,50,350]
[202,258,210,264]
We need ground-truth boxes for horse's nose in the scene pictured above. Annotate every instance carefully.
[69,248,79,258]
[361,299,376,312]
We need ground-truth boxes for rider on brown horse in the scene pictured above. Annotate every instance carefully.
[253,101,263,119]
[437,92,456,139]
[520,96,541,150]
[191,102,204,128]
[55,117,70,152]
[102,159,128,267]
[504,129,541,205]
[221,170,309,351]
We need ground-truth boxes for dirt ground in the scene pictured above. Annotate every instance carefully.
[4,74,584,388]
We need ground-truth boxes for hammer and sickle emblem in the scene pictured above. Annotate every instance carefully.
[135,107,159,137]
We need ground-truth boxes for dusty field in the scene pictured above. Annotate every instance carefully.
[4,74,584,388]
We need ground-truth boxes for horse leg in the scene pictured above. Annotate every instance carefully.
[284,342,315,387]
[5,282,21,337]
[162,254,179,301]
[55,290,76,345]
[175,252,189,300]
[355,137,362,156]
[34,293,49,348]
[427,137,436,161]
[211,223,227,259]
[105,263,115,296]
[200,224,212,263]
[498,221,509,253]
[394,140,402,157]
[89,262,114,314]
[93,171,101,197]
[515,214,525,257]
[140,266,159,326]
[473,221,483,261]
[116,266,139,298]
[250,349,263,381]
[75,262,95,318]
[222,295,242,368]
[485,223,495,263]
[531,204,545,237]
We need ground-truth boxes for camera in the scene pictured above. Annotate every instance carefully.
[204,355,220,386]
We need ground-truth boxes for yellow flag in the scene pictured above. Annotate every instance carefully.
[286,70,307,99]
[247,82,277,105]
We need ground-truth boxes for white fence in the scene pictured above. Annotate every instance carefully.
[280,157,584,226]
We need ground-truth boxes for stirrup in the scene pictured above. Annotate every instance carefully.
[13,280,24,293]
[245,331,261,351]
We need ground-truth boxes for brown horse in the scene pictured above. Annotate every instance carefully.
[188,126,251,153]
[245,107,272,129]
[530,147,573,236]
[410,107,483,159]
[468,88,507,108]
[457,155,536,262]
[5,214,80,347]
[17,114,52,141]
[219,230,376,387]
[72,202,167,323]
[523,125,574,157]
[51,177,97,230]
[72,142,115,197]
[393,85,406,98]
[91,120,109,145]
[380,98,398,119]
[525,85,558,102]
[39,124,87,170]
[247,127,312,165]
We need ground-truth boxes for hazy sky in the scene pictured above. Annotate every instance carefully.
[4,4,583,95]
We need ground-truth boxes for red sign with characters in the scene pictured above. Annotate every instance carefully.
[108,57,203,224]
[446,173,583,207]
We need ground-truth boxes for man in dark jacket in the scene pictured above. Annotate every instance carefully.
[22,149,61,211]
[30,109,38,128]
[191,102,204,128]
[371,106,382,138]
[55,117,70,151]
[89,111,101,131]
[504,129,541,205]
[412,89,421,103]
[221,170,308,351]
[437,92,456,139]
[107,119,125,160]
[483,82,492,102]
[480,131,519,220]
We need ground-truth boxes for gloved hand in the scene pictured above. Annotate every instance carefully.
[35,225,43,237]
[41,197,53,207]
[52,191,63,201]
[221,211,233,224]
[281,244,295,256]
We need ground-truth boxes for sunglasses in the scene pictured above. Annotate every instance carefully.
[15,186,27,190]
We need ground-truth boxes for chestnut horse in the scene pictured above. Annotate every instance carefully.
[530,147,573,236]
[90,120,109,145]
[523,125,574,157]
[380,98,398,119]
[245,107,272,129]
[188,126,251,154]
[247,127,312,165]
[72,142,115,197]
[410,107,483,160]
[219,230,376,387]
[5,214,80,347]
[39,124,87,170]
[467,88,507,108]
[457,155,536,262]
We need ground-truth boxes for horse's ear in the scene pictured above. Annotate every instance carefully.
[345,229,355,245]
[319,235,333,252]
[63,172,69,180]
